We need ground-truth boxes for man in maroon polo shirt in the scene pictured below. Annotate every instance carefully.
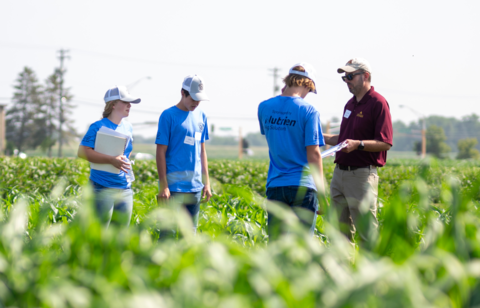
[323,58,393,243]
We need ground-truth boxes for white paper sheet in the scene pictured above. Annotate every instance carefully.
[321,141,348,158]
[90,127,128,174]
[98,126,129,139]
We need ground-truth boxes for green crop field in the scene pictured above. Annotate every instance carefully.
[22,142,427,160]
[1,157,480,307]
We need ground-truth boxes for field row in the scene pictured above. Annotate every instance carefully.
[1,157,480,307]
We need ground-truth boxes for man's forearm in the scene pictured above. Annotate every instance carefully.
[363,140,391,152]
[312,157,325,194]
[200,144,210,185]
[79,146,114,164]
[342,139,392,153]
[306,145,325,194]
[323,134,339,146]
[156,146,169,189]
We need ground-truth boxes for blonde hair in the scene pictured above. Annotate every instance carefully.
[283,66,316,92]
[102,100,119,118]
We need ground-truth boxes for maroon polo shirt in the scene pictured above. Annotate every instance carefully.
[334,86,393,167]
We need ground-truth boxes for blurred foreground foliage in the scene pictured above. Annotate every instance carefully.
[1,157,480,307]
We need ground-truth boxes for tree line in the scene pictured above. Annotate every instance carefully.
[4,65,478,160]
[137,115,480,160]
[393,114,480,159]
[5,66,76,156]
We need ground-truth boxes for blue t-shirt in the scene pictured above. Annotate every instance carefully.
[80,118,133,189]
[155,106,209,192]
[258,96,325,190]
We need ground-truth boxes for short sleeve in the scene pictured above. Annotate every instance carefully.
[155,112,171,145]
[201,116,209,143]
[374,100,393,146]
[258,105,265,135]
[80,122,101,148]
[304,109,325,147]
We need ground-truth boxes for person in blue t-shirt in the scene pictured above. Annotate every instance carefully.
[155,74,212,237]
[77,85,141,227]
[258,62,326,240]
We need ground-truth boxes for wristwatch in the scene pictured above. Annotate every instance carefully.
[357,140,365,151]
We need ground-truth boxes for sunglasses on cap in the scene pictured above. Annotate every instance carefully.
[341,71,364,82]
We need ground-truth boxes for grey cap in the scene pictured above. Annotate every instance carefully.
[182,75,209,101]
[104,85,141,104]
[337,58,372,74]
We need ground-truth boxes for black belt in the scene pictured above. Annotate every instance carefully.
[337,164,376,171]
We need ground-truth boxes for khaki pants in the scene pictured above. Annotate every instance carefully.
[330,165,379,242]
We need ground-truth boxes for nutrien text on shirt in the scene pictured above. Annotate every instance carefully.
[258,96,325,190]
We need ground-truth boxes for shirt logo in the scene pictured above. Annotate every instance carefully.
[198,122,205,131]
[264,115,296,126]
[357,111,364,118]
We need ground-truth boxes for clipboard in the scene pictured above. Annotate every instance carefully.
[90,127,128,174]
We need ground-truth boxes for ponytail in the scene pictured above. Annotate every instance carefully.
[102,100,118,118]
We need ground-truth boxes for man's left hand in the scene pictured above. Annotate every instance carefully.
[341,139,361,153]
[202,184,212,202]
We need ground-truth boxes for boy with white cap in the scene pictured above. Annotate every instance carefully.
[258,63,325,240]
[155,74,212,237]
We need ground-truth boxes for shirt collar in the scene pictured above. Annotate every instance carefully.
[353,86,375,105]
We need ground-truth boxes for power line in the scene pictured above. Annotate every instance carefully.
[0,41,268,71]
[2,41,480,99]
[73,48,267,71]
[58,49,70,157]
[71,98,259,120]
[268,67,281,96]
[70,99,164,115]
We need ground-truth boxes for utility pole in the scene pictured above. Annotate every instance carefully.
[0,104,6,156]
[238,127,243,160]
[421,118,426,159]
[399,105,426,159]
[268,67,281,96]
[57,49,70,157]
[325,120,331,150]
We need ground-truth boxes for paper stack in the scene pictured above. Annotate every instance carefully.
[90,126,129,174]
[321,141,348,158]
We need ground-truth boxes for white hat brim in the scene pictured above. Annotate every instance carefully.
[191,92,209,102]
[120,96,141,104]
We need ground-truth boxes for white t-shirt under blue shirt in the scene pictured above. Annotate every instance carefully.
[155,106,209,193]
[258,96,325,190]
[80,118,133,189]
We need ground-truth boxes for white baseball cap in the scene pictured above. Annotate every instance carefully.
[337,58,372,74]
[182,75,209,101]
[289,62,318,94]
[104,85,141,104]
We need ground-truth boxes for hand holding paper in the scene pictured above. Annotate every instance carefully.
[321,141,348,158]
[110,155,131,173]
